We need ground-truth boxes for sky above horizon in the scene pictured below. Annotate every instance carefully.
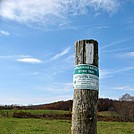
[0,0,134,105]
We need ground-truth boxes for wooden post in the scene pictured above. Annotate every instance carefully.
[72,39,99,134]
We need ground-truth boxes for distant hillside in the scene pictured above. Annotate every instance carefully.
[21,98,134,122]
[0,96,134,122]
[29,100,73,111]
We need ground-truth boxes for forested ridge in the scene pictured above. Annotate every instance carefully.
[0,94,134,122]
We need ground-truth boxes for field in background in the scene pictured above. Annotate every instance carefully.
[0,110,71,117]
[0,109,122,122]
[98,111,119,117]
[0,109,126,123]
[0,110,71,120]
[0,117,134,134]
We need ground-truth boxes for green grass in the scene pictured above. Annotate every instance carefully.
[18,110,70,115]
[0,117,134,134]
[0,117,71,134]
[0,110,71,117]
[97,122,134,134]
[0,110,118,118]
[98,111,119,117]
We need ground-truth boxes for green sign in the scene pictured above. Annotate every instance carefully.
[74,64,99,76]
[73,64,99,90]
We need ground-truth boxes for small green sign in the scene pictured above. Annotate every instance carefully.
[73,64,99,90]
[74,64,99,77]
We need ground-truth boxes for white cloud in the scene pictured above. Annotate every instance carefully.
[99,69,113,79]
[100,39,128,50]
[101,47,132,54]
[117,51,134,58]
[125,52,134,57]
[0,0,119,29]
[114,86,134,91]
[17,57,42,64]
[99,94,118,100]
[38,82,73,92]
[112,66,134,73]
[19,55,32,58]
[49,47,70,61]
[32,72,40,75]
[65,54,74,63]
[0,55,31,59]
[90,0,118,12]
[0,95,73,105]
[100,66,134,79]
[0,30,10,36]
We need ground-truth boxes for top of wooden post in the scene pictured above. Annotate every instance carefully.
[74,39,98,67]
[75,39,98,45]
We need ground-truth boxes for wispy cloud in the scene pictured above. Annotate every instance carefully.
[17,57,42,64]
[0,0,119,29]
[0,55,31,59]
[0,95,73,105]
[90,0,118,12]
[65,54,74,63]
[117,51,134,59]
[0,30,10,36]
[32,72,40,75]
[101,47,133,54]
[99,94,118,100]
[100,66,134,79]
[114,86,134,91]
[95,25,109,29]
[38,82,73,92]
[112,66,134,74]
[99,69,113,79]
[19,55,31,58]
[127,52,134,56]
[100,39,128,50]
[49,47,70,61]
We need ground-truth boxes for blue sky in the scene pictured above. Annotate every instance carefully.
[0,0,134,105]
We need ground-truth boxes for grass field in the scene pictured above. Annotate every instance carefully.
[0,110,71,117]
[0,117,71,134]
[98,122,134,134]
[0,110,117,118]
[98,111,119,117]
[0,117,134,134]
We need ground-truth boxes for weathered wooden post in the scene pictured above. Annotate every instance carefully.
[72,39,99,134]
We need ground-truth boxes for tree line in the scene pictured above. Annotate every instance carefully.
[0,94,134,122]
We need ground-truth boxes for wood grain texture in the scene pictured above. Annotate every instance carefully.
[72,40,99,134]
